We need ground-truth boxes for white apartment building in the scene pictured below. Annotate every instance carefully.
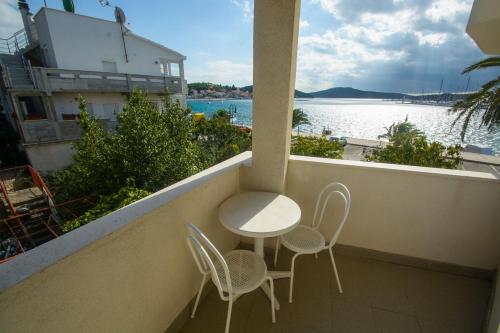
[0,2,188,173]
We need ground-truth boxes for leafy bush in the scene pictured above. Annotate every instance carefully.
[291,136,344,159]
[365,119,463,169]
[193,109,252,165]
[62,186,150,232]
[51,90,202,202]
[52,95,253,234]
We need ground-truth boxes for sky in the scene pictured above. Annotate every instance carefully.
[1,0,498,93]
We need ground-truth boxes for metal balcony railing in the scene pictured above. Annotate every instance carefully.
[0,28,30,55]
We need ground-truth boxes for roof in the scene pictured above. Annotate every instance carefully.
[127,32,186,60]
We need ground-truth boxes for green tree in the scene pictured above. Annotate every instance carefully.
[292,108,311,134]
[378,116,422,140]
[450,56,500,140]
[51,89,202,202]
[291,136,343,159]
[62,186,150,232]
[194,110,251,165]
[366,120,463,169]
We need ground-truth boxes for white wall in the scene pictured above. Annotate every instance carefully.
[34,9,57,68]
[34,8,185,77]
[285,156,500,270]
[25,141,75,173]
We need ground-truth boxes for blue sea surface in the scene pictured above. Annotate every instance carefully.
[188,98,500,155]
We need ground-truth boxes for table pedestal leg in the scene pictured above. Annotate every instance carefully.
[254,237,264,257]
[254,237,281,310]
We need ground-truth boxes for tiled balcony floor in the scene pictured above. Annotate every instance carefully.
[180,248,491,333]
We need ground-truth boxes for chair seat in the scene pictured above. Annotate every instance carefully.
[215,250,267,295]
[280,225,325,254]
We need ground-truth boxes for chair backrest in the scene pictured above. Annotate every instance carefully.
[186,223,232,300]
[311,182,351,247]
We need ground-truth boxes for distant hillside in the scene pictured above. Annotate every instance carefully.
[241,85,313,98]
[311,87,409,99]
[200,83,414,99]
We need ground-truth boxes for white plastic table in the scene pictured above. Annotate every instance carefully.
[219,191,301,309]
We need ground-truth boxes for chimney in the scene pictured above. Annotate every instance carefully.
[18,0,34,44]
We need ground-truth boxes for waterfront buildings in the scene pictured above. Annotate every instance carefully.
[0,2,187,173]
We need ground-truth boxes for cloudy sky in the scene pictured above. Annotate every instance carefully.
[1,0,498,93]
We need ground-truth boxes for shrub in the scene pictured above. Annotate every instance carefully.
[51,90,202,202]
[365,119,463,169]
[193,109,252,165]
[62,186,150,232]
[291,136,344,159]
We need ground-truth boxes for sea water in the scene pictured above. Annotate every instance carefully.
[188,98,500,155]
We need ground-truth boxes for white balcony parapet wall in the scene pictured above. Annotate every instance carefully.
[286,156,500,270]
[1,152,500,333]
[0,151,251,293]
[1,67,183,94]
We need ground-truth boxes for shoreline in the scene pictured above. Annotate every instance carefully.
[238,124,500,163]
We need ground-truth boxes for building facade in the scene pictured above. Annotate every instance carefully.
[0,3,188,173]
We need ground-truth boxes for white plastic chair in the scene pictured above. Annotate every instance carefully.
[186,223,275,333]
[273,182,350,303]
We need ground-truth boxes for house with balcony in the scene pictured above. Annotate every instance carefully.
[0,2,188,173]
[0,1,499,333]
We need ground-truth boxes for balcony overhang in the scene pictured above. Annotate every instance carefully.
[466,0,500,54]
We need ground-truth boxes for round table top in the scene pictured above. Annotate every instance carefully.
[219,192,301,238]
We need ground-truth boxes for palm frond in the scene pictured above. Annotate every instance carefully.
[462,57,500,74]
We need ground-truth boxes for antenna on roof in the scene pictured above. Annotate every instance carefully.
[114,6,126,24]
[98,0,129,63]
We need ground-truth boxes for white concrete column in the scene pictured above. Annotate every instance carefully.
[179,61,188,96]
[247,0,301,193]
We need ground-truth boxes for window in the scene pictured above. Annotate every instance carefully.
[170,63,180,77]
[102,60,118,73]
[102,103,119,120]
[18,96,47,120]
[159,60,181,77]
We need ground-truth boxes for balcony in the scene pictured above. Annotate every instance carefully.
[2,66,184,95]
[0,1,499,332]
[0,153,498,332]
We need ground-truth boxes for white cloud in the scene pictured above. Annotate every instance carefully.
[297,0,483,92]
[0,0,22,38]
[425,0,469,22]
[311,0,338,17]
[231,0,253,21]
[186,60,252,87]
[296,28,406,91]
[415,31,449,46]
[300,19,310,29]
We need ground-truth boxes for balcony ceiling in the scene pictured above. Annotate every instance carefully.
[466,0,500,54]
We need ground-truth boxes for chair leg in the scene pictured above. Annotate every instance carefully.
[191,274,207,318]
[289,253,301,303]
[225,299,233,333]
[274,237,280,267]
[266,277,276,323]
[329,248,343,294]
